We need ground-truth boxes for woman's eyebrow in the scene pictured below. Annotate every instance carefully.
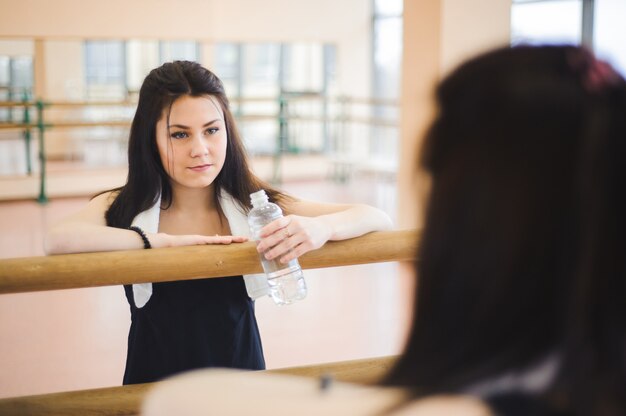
[169,119,222,129]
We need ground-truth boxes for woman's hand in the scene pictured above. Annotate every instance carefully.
[255,215,332,264]
[149,233,248,249]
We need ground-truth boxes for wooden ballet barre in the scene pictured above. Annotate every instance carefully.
[0,383,151,416]
[0,230,418,295]
[49,120,131,128]
[0,101,35,108]
[0,123,37,130]
[44,100,136,108]
[0,356,398,416]
[270,355,398,385]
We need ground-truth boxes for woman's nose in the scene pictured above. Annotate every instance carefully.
[189,134,209,157]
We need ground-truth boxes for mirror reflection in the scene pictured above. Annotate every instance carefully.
[0,1,402,397]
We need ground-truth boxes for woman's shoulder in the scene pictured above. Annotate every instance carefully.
[69,190,120,220]
[141,369,492,416]
[97,189,119,199]
[89,190,120,207]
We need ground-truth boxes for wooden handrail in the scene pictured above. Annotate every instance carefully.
[0,230,417,295]
[0,100,137,108]
[47,121,131,128]
[269,355,397,385]
[0,356,398,416]
[0,383,150,416]
[0,123,37,130]
[43,100,136,108]
[0,121,129,130]
[0,101,35,108]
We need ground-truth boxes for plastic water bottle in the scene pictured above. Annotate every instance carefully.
[248,190,307,305]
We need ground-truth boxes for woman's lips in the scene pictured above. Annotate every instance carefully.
[188,164,212,172]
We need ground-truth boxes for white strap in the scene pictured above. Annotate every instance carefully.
[130,195,161,308]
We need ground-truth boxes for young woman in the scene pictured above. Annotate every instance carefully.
[45,61,392,385]
[142,46,626,415]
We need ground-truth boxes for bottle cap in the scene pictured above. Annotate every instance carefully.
[250,189,268,208]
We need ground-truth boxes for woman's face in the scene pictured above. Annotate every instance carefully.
[155,94,228,192]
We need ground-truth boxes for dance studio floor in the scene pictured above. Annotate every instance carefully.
[0,175,413,398]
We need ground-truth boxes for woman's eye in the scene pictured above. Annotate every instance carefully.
[206,127,219,135]
[170,131,188,139]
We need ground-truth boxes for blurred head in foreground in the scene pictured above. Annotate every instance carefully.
[384,45,626,415]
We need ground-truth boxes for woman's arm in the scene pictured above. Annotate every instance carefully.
[45,192,247,255]
[141,369,491,416]
[255,199,392,264]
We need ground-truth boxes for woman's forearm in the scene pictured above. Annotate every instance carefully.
[317,204,392,241]
[45,224,248,255]
[44,223,149,255]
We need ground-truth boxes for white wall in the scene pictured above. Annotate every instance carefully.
[441,0,512,75]
[0,0,372,98]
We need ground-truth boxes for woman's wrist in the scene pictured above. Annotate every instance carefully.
[315,215,337,242]
[129,226,152,249]
[147,232,170,249]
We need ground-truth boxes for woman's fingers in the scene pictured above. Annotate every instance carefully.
[277,242,308,263]
[256,218,295,253]
[256,215,326,262]
[256,227,289,253]
[256,214,332,262]
[262,230,311,263]
[204,235,249,244]
[259,216,291,239]
[154,233,248,248]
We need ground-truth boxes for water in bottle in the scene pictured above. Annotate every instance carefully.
[248,189,307,305]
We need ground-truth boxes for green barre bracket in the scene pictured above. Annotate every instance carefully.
[22,90,32,175]
[36,99,48,204]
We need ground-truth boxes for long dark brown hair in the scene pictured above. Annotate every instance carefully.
[105,61,284,228]
[383,45,626,415]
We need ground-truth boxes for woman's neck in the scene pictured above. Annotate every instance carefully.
[159,185,229,236]
[164,185,217,214]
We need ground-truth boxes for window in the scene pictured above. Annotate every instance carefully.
[126,40,159,95]
[0,57,10,122]
[241,43,281,98]
[372,0,403,100]
[0,56,33,122]
[212,42,336,156]
[214,43,241,98]
[594,0,626,75]
[9,57,33,95]
[238,44,281,154]
[281,43,324,93]
[159,41,199,63]
[511,0,583,45]
[510,0,626,77]
[369,0,401,173]
[323,45,338,97]
[84,41,126,100]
